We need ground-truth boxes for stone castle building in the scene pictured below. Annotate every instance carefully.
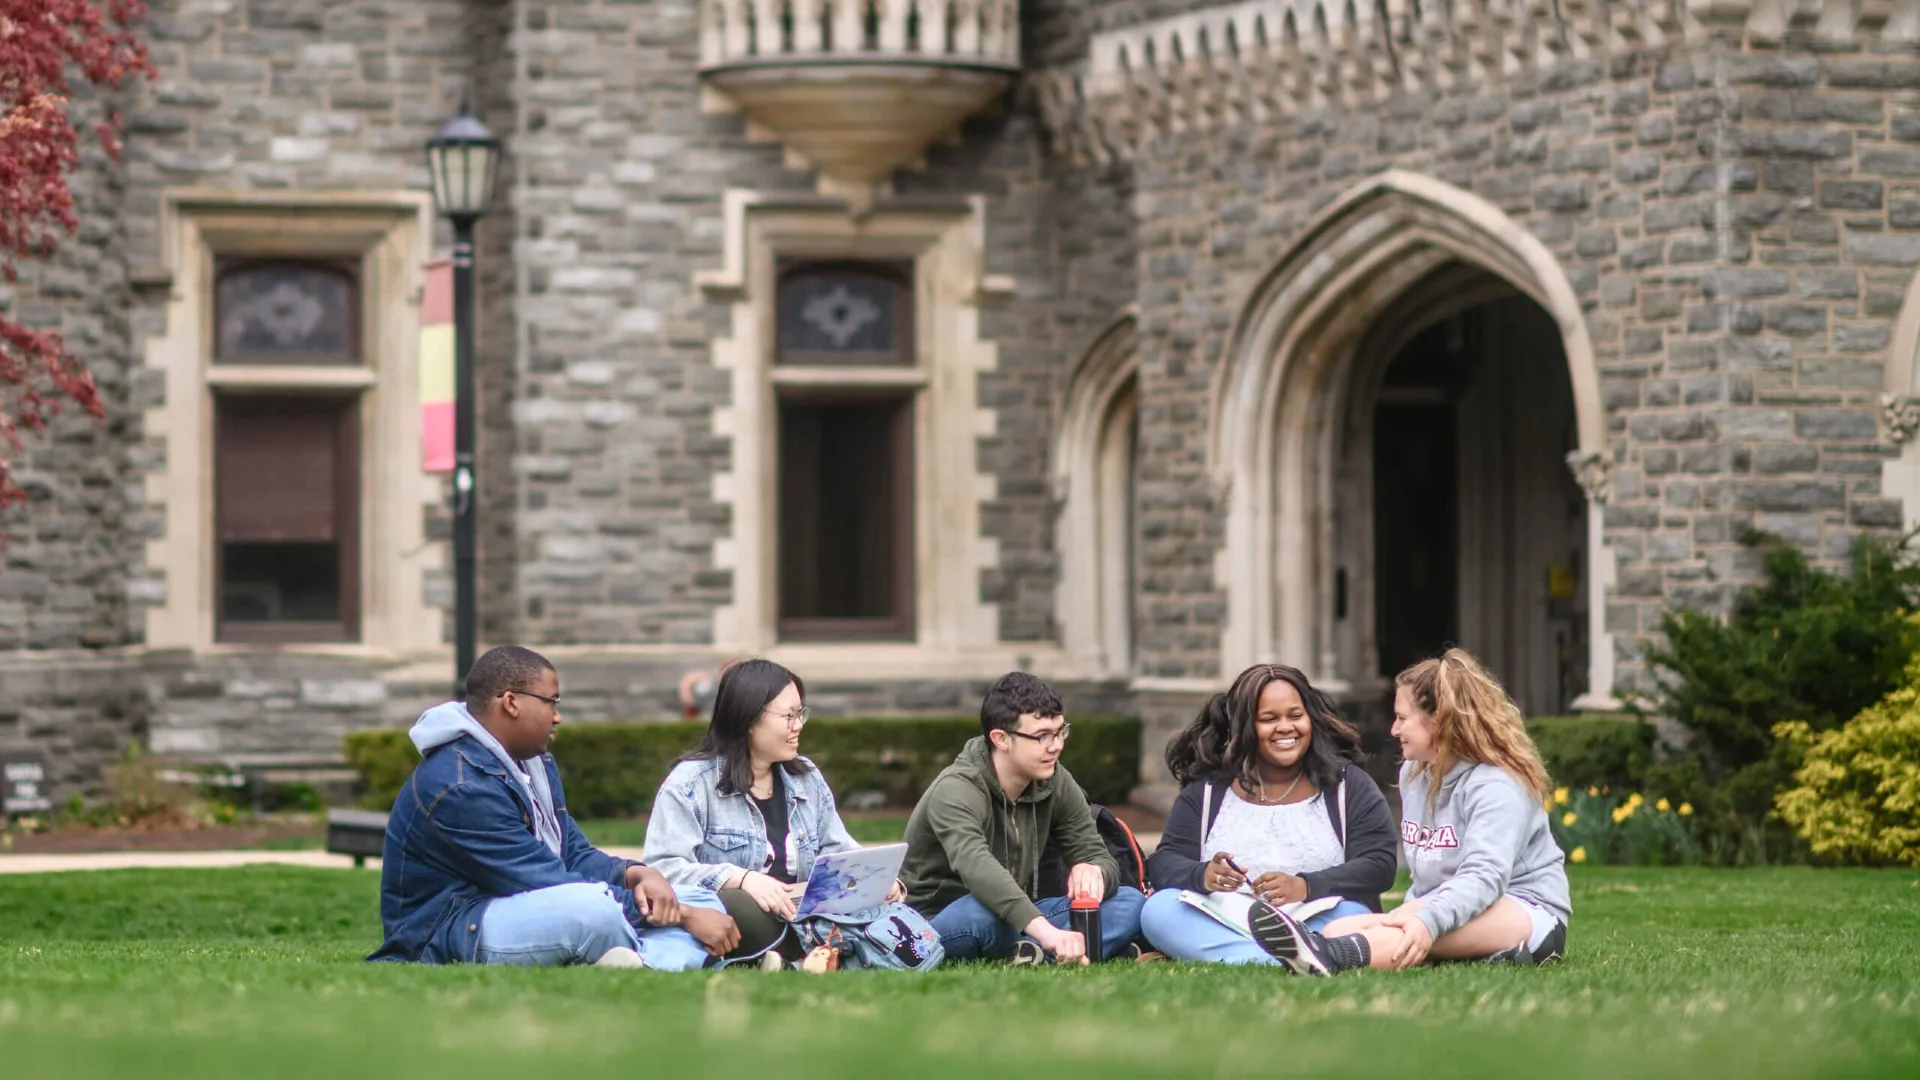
[9,0,1920,801]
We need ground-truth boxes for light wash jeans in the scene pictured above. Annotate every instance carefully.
[1138,889,1372,965]
[475,881,724,970]
[930,887,1147,961]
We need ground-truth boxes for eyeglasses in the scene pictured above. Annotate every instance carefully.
[763,705,809,731]
[507,689,561,709]
[1006,723,1071,748]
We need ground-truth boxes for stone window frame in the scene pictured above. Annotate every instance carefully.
[698,189,1040,681]
[1053,312,1139,679]
[139,191,443,659]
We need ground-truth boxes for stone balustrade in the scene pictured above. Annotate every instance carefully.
[699,0,1021,71]
[1035,0,1920,164]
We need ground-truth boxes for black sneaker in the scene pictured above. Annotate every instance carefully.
[1011,940,1047,966]
[1248,901,1334,976]
[1482,922,1567,967]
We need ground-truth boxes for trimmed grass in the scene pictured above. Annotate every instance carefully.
[0,815,909,855]
[1,867,1916,1078]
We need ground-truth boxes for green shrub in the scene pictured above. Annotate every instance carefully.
[1527,714,1655,793]
[1640,533,1920,767]
[1636,531,1920,863]
[344,714,1142,817]
[1773,658,1920,867]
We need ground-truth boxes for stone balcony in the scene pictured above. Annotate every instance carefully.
[699,0,1022,193]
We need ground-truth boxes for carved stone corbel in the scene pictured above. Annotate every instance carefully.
[1565,449,1612,504]
[1882,393,1920,444]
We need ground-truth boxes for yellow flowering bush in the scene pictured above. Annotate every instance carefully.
[1773,658,1920,867]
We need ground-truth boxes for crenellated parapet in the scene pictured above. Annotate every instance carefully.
[1033,0,1920,164]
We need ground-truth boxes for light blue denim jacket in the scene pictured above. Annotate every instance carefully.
[641,756,862,890]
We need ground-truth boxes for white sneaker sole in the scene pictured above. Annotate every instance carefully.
[1248,901,1331,976]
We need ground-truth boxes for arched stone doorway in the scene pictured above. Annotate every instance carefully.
[1210,169,1616,713]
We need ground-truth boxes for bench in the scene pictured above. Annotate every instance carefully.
[326,809,390,868]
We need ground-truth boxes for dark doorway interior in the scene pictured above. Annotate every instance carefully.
[1373,400,1458,679]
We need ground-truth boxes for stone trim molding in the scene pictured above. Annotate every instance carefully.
[1880,262,1920,531]
[1034,0,1920,163]
[1208,169,1618,705]
[137,191,442,658]
[1053,311,1140,679]
[700,188,1006,665]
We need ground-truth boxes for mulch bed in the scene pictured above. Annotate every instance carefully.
[2,822,322,855]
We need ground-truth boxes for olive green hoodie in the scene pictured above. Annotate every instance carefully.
[902,735,1119,930]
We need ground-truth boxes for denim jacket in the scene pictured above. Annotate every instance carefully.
[369,731,646,964]
[642,756,861,891]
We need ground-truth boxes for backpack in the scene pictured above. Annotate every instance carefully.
[1037,804,1149,898]
[791,902,945,972]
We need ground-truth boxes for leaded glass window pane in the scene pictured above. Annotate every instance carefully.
[776,262,912,365]
[215,262,357,363]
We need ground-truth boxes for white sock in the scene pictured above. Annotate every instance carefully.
[593,946,646,968]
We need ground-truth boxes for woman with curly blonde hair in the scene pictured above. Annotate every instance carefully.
[1249,648,1571,974]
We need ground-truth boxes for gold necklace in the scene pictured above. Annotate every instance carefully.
[1254,770,1304,805]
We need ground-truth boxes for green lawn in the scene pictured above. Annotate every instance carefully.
[1,867,1915,1079]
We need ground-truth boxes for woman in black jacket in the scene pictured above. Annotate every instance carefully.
[1139,664,1397,965]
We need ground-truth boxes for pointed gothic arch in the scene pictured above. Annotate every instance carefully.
[1208,169,1617,708]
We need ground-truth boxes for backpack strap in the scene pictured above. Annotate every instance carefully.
[1200,782,1215,848]
[1338,775,1350,850]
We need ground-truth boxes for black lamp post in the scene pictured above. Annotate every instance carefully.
[425,104,501,699]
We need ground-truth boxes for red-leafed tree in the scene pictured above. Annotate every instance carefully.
[0,1,152,509]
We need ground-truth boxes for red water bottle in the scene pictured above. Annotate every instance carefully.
[1069,892,1102,962]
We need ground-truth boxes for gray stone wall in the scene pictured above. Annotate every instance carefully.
[1,92,137,655]
[904,105,1140,644]
[1041,28,1917,695]
[0,84,142,796]
[500,1,801,648]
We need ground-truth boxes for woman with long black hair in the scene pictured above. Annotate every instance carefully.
[1139,664,1398,965]
[642,658,939,970]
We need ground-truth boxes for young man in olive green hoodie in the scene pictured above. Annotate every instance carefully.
[902,672,1146,963]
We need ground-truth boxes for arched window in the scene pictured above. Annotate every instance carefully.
[1055,316,1139,676]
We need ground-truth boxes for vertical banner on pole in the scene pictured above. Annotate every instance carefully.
[420,258,455,472]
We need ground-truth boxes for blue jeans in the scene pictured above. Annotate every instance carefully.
[1138,889,1372,965]
[476,881,724,970]
[931,887,1147,961]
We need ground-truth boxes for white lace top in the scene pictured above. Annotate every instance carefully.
[1198,786,1346,930]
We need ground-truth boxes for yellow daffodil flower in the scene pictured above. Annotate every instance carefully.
[1679,803,1693,816]
[1587,786,1598,796]
[1553,787,1570,806]
[1570,846,1588,864]
[1562,812,1578,827]
[1656,798,1671,813]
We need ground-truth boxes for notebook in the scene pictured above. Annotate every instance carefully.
[795,843,909,917]
[1176,889,1343,937]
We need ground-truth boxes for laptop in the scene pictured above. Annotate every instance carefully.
[795,843,909,917]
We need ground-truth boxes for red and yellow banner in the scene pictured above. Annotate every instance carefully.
[420,259,453,472]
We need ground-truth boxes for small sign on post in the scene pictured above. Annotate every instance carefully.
[1,746,52,817]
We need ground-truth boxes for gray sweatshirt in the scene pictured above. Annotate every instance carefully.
[1398,760,1572,941]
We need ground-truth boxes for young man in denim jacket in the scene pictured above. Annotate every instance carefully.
[371,645,740,968]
